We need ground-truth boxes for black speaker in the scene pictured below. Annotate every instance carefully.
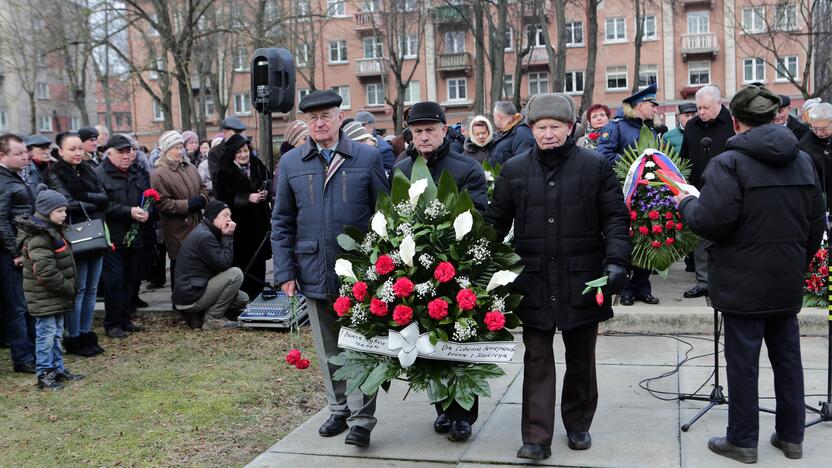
[250,48,295,113]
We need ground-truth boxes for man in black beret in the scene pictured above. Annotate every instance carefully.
[675,85,824,464]
[78,127,101,166]
[774,94,810,141]
[208,117,248,184]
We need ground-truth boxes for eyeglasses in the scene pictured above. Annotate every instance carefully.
[811,123,832,133]
[307,113,335,124]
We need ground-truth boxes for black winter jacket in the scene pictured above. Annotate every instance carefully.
[787,115,809,142]
[173,219,234,305]
[0,165,35,257]
[47,159,108,224]
[462,138,492,164]
[679,106,735,188]
[800,131,832,208]
[485,139,631,331]
[393,139,488,213]
[95,159,151,249]
[488,121,535,166]
[679,124,825,317]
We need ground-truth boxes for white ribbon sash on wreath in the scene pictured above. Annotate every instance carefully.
[337,322,517,368]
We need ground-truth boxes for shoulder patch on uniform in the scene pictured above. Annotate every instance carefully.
[599,131,610,141]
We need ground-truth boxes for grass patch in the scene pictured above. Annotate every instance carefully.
[0,313,325,466]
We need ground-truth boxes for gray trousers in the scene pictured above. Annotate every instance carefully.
[307,298,378,430]
[181,267,249,320]
[694,239,710,288]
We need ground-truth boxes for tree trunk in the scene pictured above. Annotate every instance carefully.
[176,74,193,131]
[814,0,832,101]
[554,0,567,92]
[102,76,113,130]
[580,0,599,116]
[631,0,644,93]
[29,92,36,135]
[473,1,485,115]
[488,0,508,113]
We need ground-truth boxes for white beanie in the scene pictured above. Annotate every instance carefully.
[158,130,184,157]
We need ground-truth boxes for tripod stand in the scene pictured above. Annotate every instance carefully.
[680,308,726,432]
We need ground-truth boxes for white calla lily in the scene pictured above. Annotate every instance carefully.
[399,234,416,267]
[334,259,357,281]
[371,211,388,238]
[486,270,519,292]
[453,210,473,241]
[408,178,429,203]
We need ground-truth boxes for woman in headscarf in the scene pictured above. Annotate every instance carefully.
[462,115,495,163]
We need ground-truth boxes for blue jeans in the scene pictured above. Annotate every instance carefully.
[35,314,65,375]
[0,253,35,364]
[66,255,103,337]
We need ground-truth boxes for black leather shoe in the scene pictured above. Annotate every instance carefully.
[132,297,149,308]
[448,420,472,442]
[567,431,592,450]
[683,286,708,298]
[770,432,802,459]
[318,415,348,437]
[620,295,635,306]
[13,361,36,374]
[344,426,371,447]
[708,436,757,464]
[433,413,450,433]
[638,295,660,305]
[516,443,551,460]
[106,327,127,339]
[123,321,145,332]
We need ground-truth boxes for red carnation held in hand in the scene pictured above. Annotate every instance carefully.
[427,298,449,320]
[143,188,161,201]
[434,262,457,282]
[352,281,368,301]
[285,349,302,366]
[375,255,395,275]
[638,226,649,235]
[393,304,413,326]
[456,288,477,311]
[295,358,310,369]
[370,298,389,317]
[484,311,506,331]
[648,210,660,220]
[333,296,351,316]
[393,277,414,298]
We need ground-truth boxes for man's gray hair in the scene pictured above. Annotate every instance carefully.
[494,101,516,116]
[809,102,832,122]
[695,85,721,102]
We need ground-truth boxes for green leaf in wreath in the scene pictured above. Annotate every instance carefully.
[337,233,357,252]
[437,170,459,206]
[391,170,411,204]
[359,360,398,395]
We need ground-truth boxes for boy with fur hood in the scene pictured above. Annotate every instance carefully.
[16,188,84,390]
[462,116,495,163]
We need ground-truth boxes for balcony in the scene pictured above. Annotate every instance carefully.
[680,0,715,8]
[433,5,470,24]
[437,52,472,75]
[354,11,383,32]
[680,33,719,61]
[355,58,386,78]
[526,47,551,66]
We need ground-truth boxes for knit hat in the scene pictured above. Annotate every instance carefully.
[354,111,376,125]
[203,200,228,222]
[35,185,68,217]
[525,93,576,126]
[342,121,374,143]
[730,86,781,127]
[158,130,184,157]
[181,130,198,146]
[285,120,309,147]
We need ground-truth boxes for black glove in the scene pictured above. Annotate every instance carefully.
[188,196,206,212]
[604,264,628,295]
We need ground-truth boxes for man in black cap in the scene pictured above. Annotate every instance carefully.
[208,116,247,183]
[22,135,52,189]
[679,85,735,299]
[662,103,696,155]
[393,101,488,213]
[774,94,809,141]
[78,127,101,166]
[271,89,388,448]
[676,85,824,464]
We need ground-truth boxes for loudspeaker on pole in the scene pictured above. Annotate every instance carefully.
[250,48,295,113]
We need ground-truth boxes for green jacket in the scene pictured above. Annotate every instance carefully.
[663,127,684,155]
[15,214,76,316]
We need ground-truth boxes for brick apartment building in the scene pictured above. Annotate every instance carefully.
[127,0,815,149]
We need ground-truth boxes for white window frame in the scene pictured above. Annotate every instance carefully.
[331,85,351,109]
[366,82,385,107]
[688,60,711,86]
[528,71,549,95]
[687,11,710,34]
[606,65,628,91]
[640,15,657,41]
[37,115,53,132]
[605,17,627,43]
[233,92,252,115]
[297,0,311,16]
[638,64,659,89]
[502,74,513,98]
[564,70,584,94]
[326,0,346,17]
[362,0,380,12]
[742,6,765,34]
[203,94,215,116]
[743,57,766,83]
[775,56,799,82]
[36,82,50,99]
[233,48,250,72]
[149,57,164,80]
[444,30,466,54]
[329,40,348,63]
[566,21,584,47]
[295,44,310,66]
[152,100,164,122]
[447,78,468,102]
[403,81,420,105]
[298,88,311,103]
[504,28,513,51]
[526,25,546,48]
[69,116,81,132]
[363,36,383,59]
[775,4,798,32]
[398,34,418,59]
[147,14,159,37]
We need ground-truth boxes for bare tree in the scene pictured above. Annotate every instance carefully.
[580,0,601,115]
[510,1,533,109]
[815,0,832,102]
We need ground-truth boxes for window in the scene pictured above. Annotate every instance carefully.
[363,36,383,58]
[230,6,245,28]
[743,57,766,82]
[638,64,658,88]
[398,34,418,59]
[147,14,159,36]
[641,15,657,40]
[366,83,384,106]
[504,28,513,51]
[152,100,164,122]
[114,112,132,128]
[233,92,251,115]
[403,0,417,11]
[298,88,311,102]
[329,40,348,63]
[444,31,465,53]
[70,116,80,131]
[502,75,513,98]
[526,25,545,47]
[776,56,798,81]
[203,95,215,116]
[742,6,765,33]
[296,44,310,66]
[447,78,467,102]
[38,115,52,132]
[36,82,49,99]
[233,48,249,72]
[688,60,711,85]
[606,65,628,90]
[605,17,626,42]
[362,0,380,12]
[149,57,164,80]
[331,85,351,109]
[327,0,346,17]
[296,0,311,16]
[687,12,709,34]
[0,109,6,131]
[37,50,48,67]
[564,70,584,94]
[528,72,549,95]
[403,81,420,104]
[775,4,798,31]
[566,21,583,46]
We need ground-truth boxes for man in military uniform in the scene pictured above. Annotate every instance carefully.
[596,83,660,306]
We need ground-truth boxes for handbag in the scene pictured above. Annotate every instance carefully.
[65,203,111,256]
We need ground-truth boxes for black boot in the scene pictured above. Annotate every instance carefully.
[37,369,65,391]
[88,331,105,355]
[63,335,83,356]
[75,333,99,357]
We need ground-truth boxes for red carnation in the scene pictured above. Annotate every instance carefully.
[393,304,413,326]
[629,230,634,237]
[675,222,683,231]
[665,212,673,220]
[484,311,506,331]
[428,298,449,320]
[588,132,600,140]
[392,277,414,298]
[143,188,161,201]
[285,349,302,366]
[333,296,351,316]
[666,237,675,245]
[434,262,456,282]
[456,288,477,311]
[295,358,310,369]
[651,241,662,248]
[648,210,660,220]
[638,226,649,235]
[369,298,389,317]
[666,220,675,230]
[630,211,637,221]
[652,225,663,234]
[352,281,368,301]
[375,255,395,275]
